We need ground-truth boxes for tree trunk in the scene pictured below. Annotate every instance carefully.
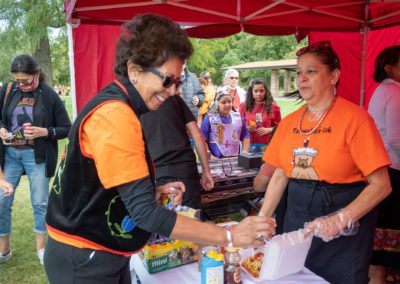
[33,34,53,87]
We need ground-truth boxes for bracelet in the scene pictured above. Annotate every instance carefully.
[225,226,233,248]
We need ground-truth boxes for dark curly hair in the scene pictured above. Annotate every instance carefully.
[10,54,45,81]
[114,14,193,78]
[374,45,400,83]
[245,78,274,114]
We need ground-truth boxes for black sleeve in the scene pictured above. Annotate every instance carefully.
[117,176,177,237]
[177,95,196,124]
[47,90,72,140]
[0,84,8,129]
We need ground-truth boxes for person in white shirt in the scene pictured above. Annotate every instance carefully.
[368,45,400,284]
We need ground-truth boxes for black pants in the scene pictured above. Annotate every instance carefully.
[44,237,131,284]
[157,176,201,209]
[284,179,377,284]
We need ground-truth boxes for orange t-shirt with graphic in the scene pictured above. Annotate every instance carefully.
[81,101,149,188]
[263,97,390,184]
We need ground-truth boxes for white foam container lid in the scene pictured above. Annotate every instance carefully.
[240,229,313,281]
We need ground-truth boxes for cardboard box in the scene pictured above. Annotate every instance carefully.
[140,240,198,274]
[238,153,263,169]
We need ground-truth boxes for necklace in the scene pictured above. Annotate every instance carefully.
[297,97,336,136]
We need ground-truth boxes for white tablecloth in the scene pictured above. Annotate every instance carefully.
[130,255,329,284]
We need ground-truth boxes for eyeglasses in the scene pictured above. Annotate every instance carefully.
[296,41,332,56]
[229,77,239,80]
[144,67,182,89]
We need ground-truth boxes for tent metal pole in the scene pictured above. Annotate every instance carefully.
[359,1,370,107]
[67,23,78,120]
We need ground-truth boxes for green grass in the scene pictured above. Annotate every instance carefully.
[1,96,72,284]
[0,95,299,283]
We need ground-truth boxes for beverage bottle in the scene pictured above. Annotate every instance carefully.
[201,250,224,284]
[224,247,242,284]
[161,187,178,210]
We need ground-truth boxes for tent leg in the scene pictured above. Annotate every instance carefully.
[359,2,369,108]
[67,23,78,120]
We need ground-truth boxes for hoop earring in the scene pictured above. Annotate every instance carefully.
[130,77,137,85]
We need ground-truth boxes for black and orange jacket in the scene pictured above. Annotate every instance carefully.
[46,78,156,255]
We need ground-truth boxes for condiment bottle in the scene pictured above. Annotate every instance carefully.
[224,247,242,284]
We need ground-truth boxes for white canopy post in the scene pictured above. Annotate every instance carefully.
[67,23,78,120]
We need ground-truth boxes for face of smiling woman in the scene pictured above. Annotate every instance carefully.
[128,57,183,111]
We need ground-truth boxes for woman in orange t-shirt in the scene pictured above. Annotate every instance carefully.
[259,41,392,284]
[239,78,281,153]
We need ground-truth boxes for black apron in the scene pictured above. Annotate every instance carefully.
[284,179,377,284]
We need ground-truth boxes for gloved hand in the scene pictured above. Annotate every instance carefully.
[304,209,359,242]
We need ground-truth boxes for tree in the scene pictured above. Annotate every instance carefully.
[0,0,65,85]
[188,33,304,87]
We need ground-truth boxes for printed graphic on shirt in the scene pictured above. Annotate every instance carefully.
[106,196,135,239]
[9,96,35,145]
[231,129,238,141]
[291,137,319,180]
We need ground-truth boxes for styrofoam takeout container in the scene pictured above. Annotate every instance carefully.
[240,229,312,281]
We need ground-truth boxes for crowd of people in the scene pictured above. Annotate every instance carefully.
[0,13,399,284]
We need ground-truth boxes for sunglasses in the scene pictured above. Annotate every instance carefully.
[229,76,239,80]
[296,41,332,56]
[12,78,32,86]
[144,67,182,89]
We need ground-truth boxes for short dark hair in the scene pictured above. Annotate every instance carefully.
[374,45,400,83]
[114,14,193,78]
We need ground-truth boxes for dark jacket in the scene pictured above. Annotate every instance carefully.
[0,82,71,177]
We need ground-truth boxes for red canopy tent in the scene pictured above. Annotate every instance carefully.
[64,0,400,116]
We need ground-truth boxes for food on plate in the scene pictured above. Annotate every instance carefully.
[241,252,264,278]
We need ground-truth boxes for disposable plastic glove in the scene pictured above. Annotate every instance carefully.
[304,209,359,242]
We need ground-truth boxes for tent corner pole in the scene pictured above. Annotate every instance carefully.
[359,1,370,108]
[67,23,78,120]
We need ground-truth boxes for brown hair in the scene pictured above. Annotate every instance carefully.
[114,14,193,78]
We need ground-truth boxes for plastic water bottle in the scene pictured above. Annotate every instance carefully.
[201,250,224,284]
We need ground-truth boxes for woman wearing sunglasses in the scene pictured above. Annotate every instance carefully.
[0,55,71,265]
[258,41,391,284]
[44,14,276,284]
[219,68,247,110]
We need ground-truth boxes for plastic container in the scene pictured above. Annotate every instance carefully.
[240,229,312,281]
[201,250,224,284]
[224,247,242,284]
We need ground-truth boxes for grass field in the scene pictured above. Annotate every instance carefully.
[0,95,301,283]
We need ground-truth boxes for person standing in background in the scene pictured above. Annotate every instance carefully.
[219,68,246,111]
[141,94,214,209]
[239,78,281,153]
[180,62,205,121]
[368,45,400,284]
[198,71,216,124]
[0,55,71,265]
